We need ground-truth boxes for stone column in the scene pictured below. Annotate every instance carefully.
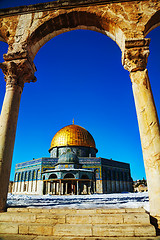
[48,182,51,194]
[0,54,36,211]
[59,180,61,195]
[61,182,64,195]
[65,182,68,194]
[77,181,79,195]
[122,38,160,218]
[55,182,56,195]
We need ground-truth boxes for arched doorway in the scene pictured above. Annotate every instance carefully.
[48,174,57,194]
[64,173,75,194]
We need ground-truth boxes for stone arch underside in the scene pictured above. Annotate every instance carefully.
[28,10,124,59]
[144,10,160,36]
[0,35,7,43]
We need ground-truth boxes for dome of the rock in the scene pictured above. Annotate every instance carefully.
[49,124,96,150]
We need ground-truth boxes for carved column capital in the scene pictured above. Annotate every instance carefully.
[0,54,36,89]
[122,39,150,72]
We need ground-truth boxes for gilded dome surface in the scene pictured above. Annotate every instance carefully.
[50,124,96,150]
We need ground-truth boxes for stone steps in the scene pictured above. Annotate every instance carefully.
[0,235,159,240]
[0,208,157,238]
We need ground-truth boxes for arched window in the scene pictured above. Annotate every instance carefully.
[64,173,75,179]
[49,174,57,179]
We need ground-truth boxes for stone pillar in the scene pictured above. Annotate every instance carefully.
[77,181,79,195]
[59,180,61,195]
[122,38,160,218]
[55,182,57,195]
[48,182,51,194]
[65,183,68,194]
[0,55,36,211]
[53,182,55,194]
[61,182,64,195]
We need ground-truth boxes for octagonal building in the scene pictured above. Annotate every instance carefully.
[13,123,133,195]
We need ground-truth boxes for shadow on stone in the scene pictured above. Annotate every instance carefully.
[150,215,160,236]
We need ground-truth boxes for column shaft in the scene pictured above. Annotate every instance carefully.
[130,69,160,216]
[0,84,22,211]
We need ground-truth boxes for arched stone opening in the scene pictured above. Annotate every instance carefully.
[28,10,124,58]
[0,1,160,225]
[64,173,75,179]
[49,174,57,179]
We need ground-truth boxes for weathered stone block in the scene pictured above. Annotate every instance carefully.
[123,213,150,224]
[29,224,53,236]
[19,224,29,234]
[96,209,125,214]
[74,209,96,214]
[7,208,29,212]
[0,223,18,234]
[28,208,43,213]
[49,209,75,214]
[91,214,123,224]
[34,237,61,240]
[66,214,92,224]
[125,208,145,213]
[93,224,135,237]
[0,213,36,223]
[0,234,36,240]
[52,224,92,236]
[36,213,65,224]
[134,225,156,237]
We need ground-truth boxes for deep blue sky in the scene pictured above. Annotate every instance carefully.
[0,0,160,181]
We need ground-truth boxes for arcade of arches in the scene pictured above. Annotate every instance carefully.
[0,0,160,226]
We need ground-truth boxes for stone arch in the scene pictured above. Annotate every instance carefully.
[0,33,7,43]
[64,173,75,179]
[49,173,57,179]
[28,10,124,59]
[144,10,160,36]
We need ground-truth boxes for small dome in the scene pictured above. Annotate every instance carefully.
[49,124,97,151]
[58,151,79,164]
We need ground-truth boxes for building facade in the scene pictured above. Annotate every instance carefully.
[12,124,133,195]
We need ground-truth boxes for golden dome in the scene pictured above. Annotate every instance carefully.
[50,124,96,150]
